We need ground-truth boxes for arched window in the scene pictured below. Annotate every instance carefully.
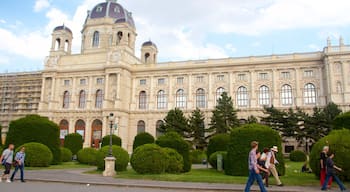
[75,119,86,139]
[145,53,150,63]
[91,119,102,148]
[237,86,248,107]
[336,81,342,93]
[78,90,86,109]
[137,120,146,134]
[281,84,293,105]
[139,91,147,109]
[64,40,69,52]
[157,90,167,109]
[95,89,103,108]
[92,31,99,47]
[216,87,225,103]
[176,89,186,108]
[55,38,61,51]
[59,119,69,140]
[117,31,123,45]
[196,88,206,108]
[259,85,270,106]
[156,120,164,138]
[63,91,70,109]
[304,83,316,104]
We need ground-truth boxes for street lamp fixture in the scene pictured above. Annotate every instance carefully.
[108,113,114,157]
[103,112,117,177]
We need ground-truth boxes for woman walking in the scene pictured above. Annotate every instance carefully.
[10,147,26,182]
[321,152,346,191]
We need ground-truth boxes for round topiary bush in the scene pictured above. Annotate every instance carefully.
[96,145,129,171]
[60,147,72,162]
[310,129,350,181]
[209,151,227,169]
[131,144,167,174]
[101,135,122,147]
[156,132,191,172]
[17,142,53,167]
[133,132,155,151]
[207,134,230,159]
[289,150,307,162]
[77,148,98,165]
[64,133,83,155]
[190,150,206,164]
[225,124,285,176]
[163,147,184,173]
[333,112,350,130]
[6,115,61,164]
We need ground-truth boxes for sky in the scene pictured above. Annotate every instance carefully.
[1,0,350,72]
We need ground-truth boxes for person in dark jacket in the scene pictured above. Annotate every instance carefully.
[321,152,346,191]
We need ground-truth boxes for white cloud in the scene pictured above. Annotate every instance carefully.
[34,0,50,12]
[0,19,6,24]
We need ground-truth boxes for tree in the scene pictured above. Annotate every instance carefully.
[209,92,239,134]
[64,133,83,155]
[188,108,209,149]
[158,108,190,137]
[323,102,342,127]
[247,115,258,124]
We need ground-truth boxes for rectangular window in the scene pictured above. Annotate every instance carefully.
[281,72,291,79]
[304,70,314,77]
[96,78,104,84]
[158,78,165,85]
[80,79,87,85]
[217,75,224,81]
[238,74,246,81]
[259,73,268,80]
[197,76,204,83]
[64,80,70,86]
[140,79,146,85]
[177,77,184,84]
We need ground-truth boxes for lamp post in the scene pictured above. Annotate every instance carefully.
[108,113,114,157]
[103,113,116,177]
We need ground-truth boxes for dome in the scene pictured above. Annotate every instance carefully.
[142,41,157,48]
[53,25,72,34]
[88,0,135,28]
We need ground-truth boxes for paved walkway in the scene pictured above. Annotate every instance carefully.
[19,169,324,192]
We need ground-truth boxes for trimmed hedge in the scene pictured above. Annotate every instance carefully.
[156,132,191,172]
[0,146,3,155]
[190,150,206,164]
[77,148,97,165]
[333,112,350,130]
[60,147,72,162]
[207,134,230,159]
[310,129,350,181]
[96,145,129,172]
[163,148,184,173]
[133,132,155,151]
[130,144,167,174]
[64,133,83,155]
[6,115,61,164]
[209,151,227,169]
[225,124,285,176]
[289,150,307,162]
[101,135,122,147]
[17,142,53,167]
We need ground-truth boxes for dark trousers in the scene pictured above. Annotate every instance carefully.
[244,169,267,192]
[10,164,24,181]
[321,172,346,191]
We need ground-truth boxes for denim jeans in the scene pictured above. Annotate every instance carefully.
[244,169,268,192]
[10,164,24,181]
[321,172,346,191]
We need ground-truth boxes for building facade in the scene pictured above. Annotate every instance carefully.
[1,0,350,152]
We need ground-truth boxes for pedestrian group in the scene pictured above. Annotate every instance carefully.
[0,144,26,183]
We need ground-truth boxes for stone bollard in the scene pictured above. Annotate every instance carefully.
[103,156,116,177]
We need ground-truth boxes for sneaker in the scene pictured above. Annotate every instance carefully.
[277,184,284,187]
[6,179,11,183]
[21,180,26,183]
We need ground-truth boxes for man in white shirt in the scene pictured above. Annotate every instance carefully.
[0,144,15,183]
[265,146,283,186]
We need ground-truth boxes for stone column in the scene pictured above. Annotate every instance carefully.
[103,156,116,177]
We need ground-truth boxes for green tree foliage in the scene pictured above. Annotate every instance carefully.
[289,150,307,162]
[163,148,184,173]
[209,151,227,169]
[190,150,206,164]
[225,124,285,176]
[158,108,190,137]
[156,132,191,172]
[188,108,209,149]
[77,148,98,165]
[101,135,122,147]
[247,115,258,124]
[333,111,350,130]
[60,147,72,162]
[6,115,61,164]
[64,133,83,155]
[209,92,239,134]
[130,144,167,174]
[96,145,129,172]
[310,129,350,181]
[16,142,53,167]
[133,132,155,151]
[206,133,230,159]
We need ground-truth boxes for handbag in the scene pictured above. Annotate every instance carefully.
[12,160,19,167]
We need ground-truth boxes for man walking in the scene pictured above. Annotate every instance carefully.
[321,152,346,191]
[0,144,14,183]
[244,141,267,192]
[10,146,26,182]
[265,146,283,186]
[320,146,332,188]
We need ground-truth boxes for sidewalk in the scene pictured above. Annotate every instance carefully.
[22,169,322,192]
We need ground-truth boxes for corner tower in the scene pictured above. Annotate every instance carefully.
[81,0,137,54]
[141,41,158,64]
[50,25,73,56]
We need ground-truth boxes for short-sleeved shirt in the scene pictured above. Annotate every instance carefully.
[320,152,327,168]
[326,157,335,175]
[2,149,14,164]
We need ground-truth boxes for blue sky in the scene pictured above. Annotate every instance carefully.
[1,0,350,72]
